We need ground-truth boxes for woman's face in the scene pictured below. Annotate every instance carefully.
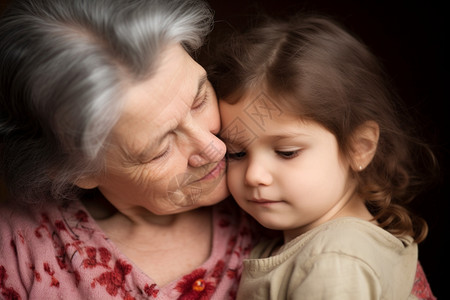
[88,44,228,215]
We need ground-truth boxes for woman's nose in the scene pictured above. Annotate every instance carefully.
[188,131,226,167]
[244,158,273,187]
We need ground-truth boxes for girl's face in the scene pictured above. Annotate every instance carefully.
[220,91,361,240]
[82,44,228,216]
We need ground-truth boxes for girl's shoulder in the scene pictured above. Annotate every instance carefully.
[272,217,417,277]
[304,217,411,245]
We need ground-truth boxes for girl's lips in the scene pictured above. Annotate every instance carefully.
[248,198,283,205]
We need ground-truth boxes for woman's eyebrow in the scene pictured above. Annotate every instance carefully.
[194,74,208,99]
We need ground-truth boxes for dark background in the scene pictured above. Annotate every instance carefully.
[1,0,447,298]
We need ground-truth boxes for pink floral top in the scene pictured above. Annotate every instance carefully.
[0,198,253,300]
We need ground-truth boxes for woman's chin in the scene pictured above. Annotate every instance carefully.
[197,176,229,207]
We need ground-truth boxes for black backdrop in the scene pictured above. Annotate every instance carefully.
[0,0,447,298]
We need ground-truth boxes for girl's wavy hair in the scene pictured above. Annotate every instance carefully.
[0,0,214,205]
[208,13,438,243]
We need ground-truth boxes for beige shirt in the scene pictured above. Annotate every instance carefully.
[237,217,418,300]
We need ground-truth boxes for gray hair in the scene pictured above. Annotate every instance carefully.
[0,0,214,204]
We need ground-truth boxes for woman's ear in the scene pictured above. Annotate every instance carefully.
[351,120,379,171]
[75,175,100,190]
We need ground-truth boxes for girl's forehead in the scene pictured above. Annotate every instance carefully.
[220,92,317,146]
[221,90,300,125]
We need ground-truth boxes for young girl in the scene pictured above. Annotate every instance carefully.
[209,14,437,299]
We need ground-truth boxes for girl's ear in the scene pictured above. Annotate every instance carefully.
[351,120,379,171]
[75,175,100,190]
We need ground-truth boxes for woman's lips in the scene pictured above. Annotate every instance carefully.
[167,159,226,206]
[198,159,226,181]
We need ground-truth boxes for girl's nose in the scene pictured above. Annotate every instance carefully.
[244,158,273,186]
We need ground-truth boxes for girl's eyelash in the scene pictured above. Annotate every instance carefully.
[276,150,300,159]
[226,149,301,161]
[226,151,246,161]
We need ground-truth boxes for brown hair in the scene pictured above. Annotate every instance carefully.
[208,14,438,243]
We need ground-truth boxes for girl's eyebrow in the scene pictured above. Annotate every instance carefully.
[270,132,311,141]
[223,132,311,153]
[223,131,310,143]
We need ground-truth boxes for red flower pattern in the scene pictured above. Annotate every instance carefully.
[412,262,437,300]
[176,268,216,300]
[92,259,133,298]
[1,202,258,299]
[226,269,237,280]
[55,220,67,232]
[82,247,98,269]
[34,220,50,238]
[144,283,159,297]
[75,210,89,223]
[27,263,42,282]
[1,266,21,300]
[211,260,225,279]
[44,262,60,287]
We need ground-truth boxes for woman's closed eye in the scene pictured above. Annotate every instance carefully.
[192,91,208,111]
[151,145,171,161]
[192,84,212,112]
[138,134,175,164]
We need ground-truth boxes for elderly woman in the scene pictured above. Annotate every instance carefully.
[0,0,254,298]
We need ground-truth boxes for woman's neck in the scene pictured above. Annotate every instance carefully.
[81,190,214,287]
